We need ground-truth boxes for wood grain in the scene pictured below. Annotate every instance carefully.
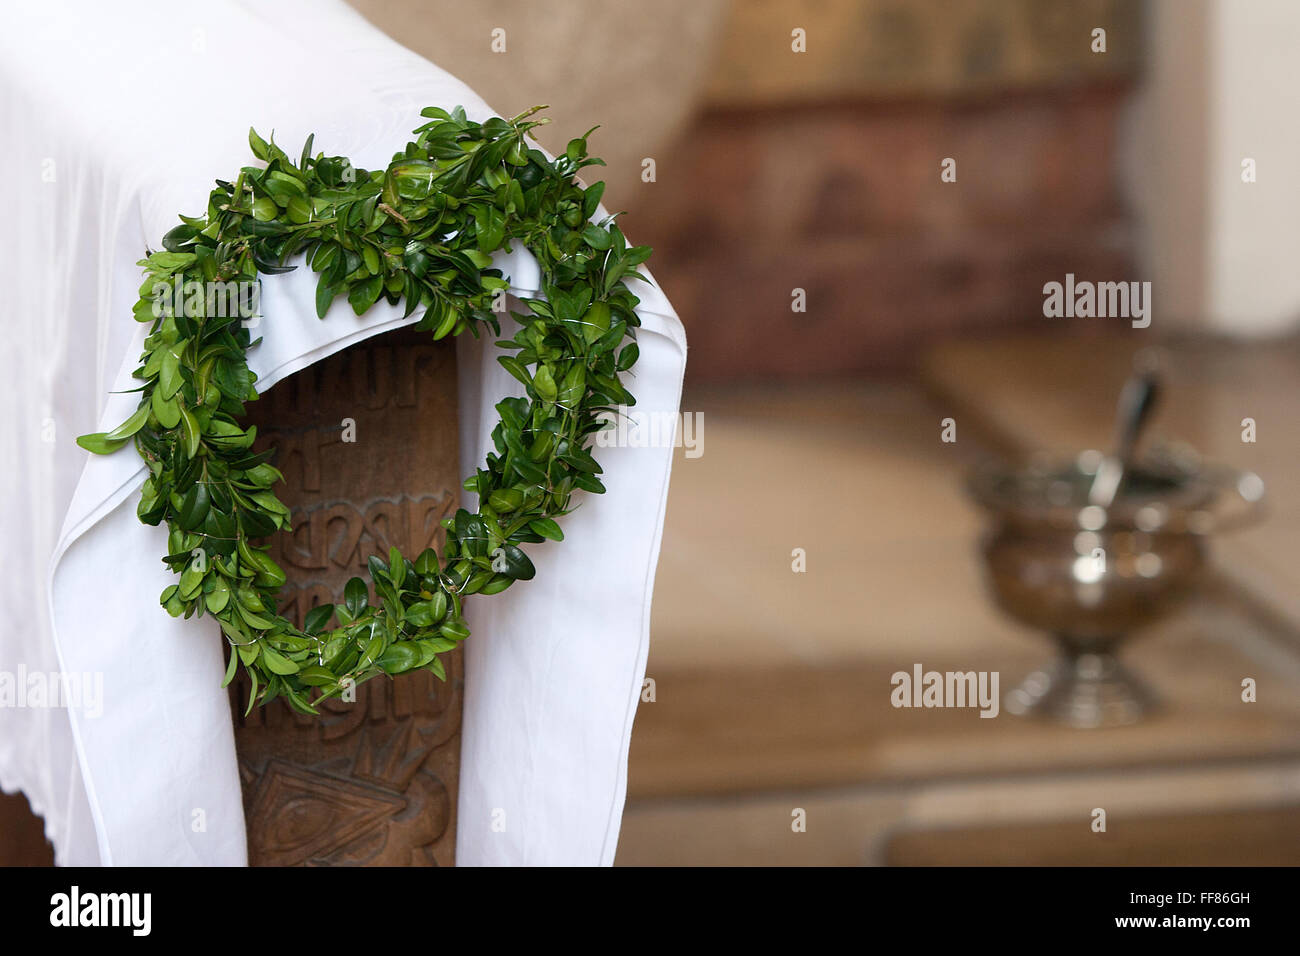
[234,326,462,866]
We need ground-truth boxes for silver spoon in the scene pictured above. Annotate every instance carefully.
[1088,360,1161,509]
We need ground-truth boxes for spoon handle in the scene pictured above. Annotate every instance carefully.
[1114,370,1160,465]
[1087,366,1161,509]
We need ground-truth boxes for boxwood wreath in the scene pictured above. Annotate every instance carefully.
[77,105,649,716]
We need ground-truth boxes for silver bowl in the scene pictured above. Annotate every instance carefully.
[968,446,1265,727]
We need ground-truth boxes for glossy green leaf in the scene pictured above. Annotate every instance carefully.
[528,517,564,541]
[532,365,557,402]
[344,577,368,617]
[377,642,422,674]
[260,645,299,676]
[179,406,201,458]
[105,403,150,441]
[77,432,129,455]
[303,603,334,635]
[348,274,383,314]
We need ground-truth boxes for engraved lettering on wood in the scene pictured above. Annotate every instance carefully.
[231,329,461,866]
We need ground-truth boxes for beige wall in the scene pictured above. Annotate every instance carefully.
[1125,0,1300,335]
[1205,0,1300,334]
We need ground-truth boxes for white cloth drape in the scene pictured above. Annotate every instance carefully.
[0,0,684,865]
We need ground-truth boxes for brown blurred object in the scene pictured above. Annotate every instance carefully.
[0,791,53,865]
[634,0,1142,380]
[705,0,1141,104]
[886,806,1300,865]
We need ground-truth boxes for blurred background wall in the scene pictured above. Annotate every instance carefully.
[355,0,1147,379]
[353,0,1300,367]
[1125,0,1300,335]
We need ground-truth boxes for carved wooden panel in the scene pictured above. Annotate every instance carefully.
[230,327,462,866]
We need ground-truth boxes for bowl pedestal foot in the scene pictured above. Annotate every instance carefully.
[1005,634,1156,728]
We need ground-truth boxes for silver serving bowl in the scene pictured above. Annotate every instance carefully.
[968,446,1265,727]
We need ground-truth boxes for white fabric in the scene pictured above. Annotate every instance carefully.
[0,0,684,866]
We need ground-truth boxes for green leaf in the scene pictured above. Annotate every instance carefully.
[432,303,458,339]
[439,619,471,641]
[528,517,564,541]
[299,132,315,170]
[294,664,334,688]
[406,601,436,627]
[105,403,150,441]
[580,302,611,344]
[213,359,253,401]
[151,386,181,428]
[249,490,290,517]
[236,601,276,630]
[427,590,448,624]
[248,127,270,161]
[344,577,368,617]
[377,642,422,674]
[179,562,203,600]
[220,644,239,687]
[582,181,606,218]
[390,160,437,200]
[159,350,183,399]
[315,279,338,318]
[496,544,536,580]
[359,630,386,669]
[475,206,506,253]
[178,482,210,530]
[77,432,129,455]
[348,274,383,315]
[414,548,438,576]
[487,488,524,512]
[497,355,532,388]
[261,564,289,590]
[147,251,197,274]
[244,463,279,488]
[532,365,557,402]
[260,645,299,676]
[389,546,406,588]
[511,455,548,484]
[557,365,586,408]
[206,580,230,614]
[179,406,201,458]
[561,447,602,473]
[479,574,513,595]
[286,196,312,224]
[235,639,258,665]
[582,223,613,250]
[303,603,335,635]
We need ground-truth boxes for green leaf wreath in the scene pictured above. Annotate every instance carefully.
[77,106,649,715]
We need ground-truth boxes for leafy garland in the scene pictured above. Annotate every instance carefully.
[78,106,649,716]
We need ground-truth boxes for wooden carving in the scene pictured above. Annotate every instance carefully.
[231,327,462,866]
